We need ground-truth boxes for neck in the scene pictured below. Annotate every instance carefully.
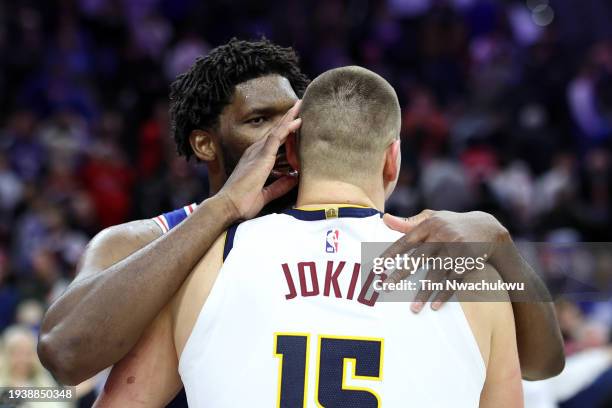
[208,171,225,195]
[295,176,385,211]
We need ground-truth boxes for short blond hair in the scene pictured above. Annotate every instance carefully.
[299,66,400,182]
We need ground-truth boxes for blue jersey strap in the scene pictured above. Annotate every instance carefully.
[153,203,238,262]
[152,203,197,233]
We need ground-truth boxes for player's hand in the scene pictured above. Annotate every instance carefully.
[218,100,302,220]
[380,210,511,312]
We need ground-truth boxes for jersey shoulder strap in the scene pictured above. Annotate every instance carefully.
[222,223,240,262]
[152,203,197,233]
[152,202,239,262]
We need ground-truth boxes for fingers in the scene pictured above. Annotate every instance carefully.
[263,101,302,155]
[261,175,298,204]
[376,239,441,285]
[430,275,462,310]
[411,267,447,313]
[374,227,432,272]
[381,247,418,285]
[383,210,434,233]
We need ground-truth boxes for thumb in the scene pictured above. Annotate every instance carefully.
[261,176,299,205]
[383,210,434,233]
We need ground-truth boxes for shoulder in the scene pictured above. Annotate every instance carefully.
[78,219,162,276]
[458,265,514,369]
[171,233,226,356]
[90,202,198,246]
[235,213,286,231]
[92,219,162,248]
[226,213,286,246]
[152,203,198,233]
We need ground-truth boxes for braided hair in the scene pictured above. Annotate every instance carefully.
[169,38,310,159]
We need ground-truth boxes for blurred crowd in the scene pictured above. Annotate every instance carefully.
[0,0,611,406]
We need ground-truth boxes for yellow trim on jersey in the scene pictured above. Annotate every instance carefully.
[314,334,384,408]
[273,332,310,408]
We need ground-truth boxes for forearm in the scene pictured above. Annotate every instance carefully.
[39,195,236,384]
[489,241,565,380]
[93,305,182,407]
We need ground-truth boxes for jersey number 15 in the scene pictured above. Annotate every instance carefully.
[274,333,384,407]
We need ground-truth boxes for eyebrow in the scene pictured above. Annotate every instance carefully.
[242,106,285,118]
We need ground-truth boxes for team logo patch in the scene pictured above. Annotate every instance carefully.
[325,229,340,253]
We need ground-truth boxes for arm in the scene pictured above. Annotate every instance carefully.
[383,210,565,380]
[487,239,565,380]
[479,300,524,407]
[94,305,182,407]
[460,266,523,407]
[95,232,226,406]
[38,196,235,385]
[38,101,302,385]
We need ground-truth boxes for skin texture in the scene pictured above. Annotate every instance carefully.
[94,139,523,406]
[382,211,565,380]
[39,72,562,386]
[38,75,301,385]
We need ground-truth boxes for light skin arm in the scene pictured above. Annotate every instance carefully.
[38,102,302,385]
[93,305,182,408]
[459,267,523,407]
[94,233,226,406]
[479,301,524,407]
[383,210,565,380]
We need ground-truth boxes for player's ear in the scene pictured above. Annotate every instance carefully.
[383,139,401,183]
[383,139,401,199]
[285,132,300,171]
[190,129,217,162]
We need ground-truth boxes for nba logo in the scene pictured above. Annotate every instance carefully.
[326,229,340,253]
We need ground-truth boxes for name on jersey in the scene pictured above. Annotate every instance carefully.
[281,261,383,307]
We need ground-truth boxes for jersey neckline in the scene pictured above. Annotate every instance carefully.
[284,205,383,221]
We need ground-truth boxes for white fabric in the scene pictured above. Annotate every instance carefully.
[179,212,486,407]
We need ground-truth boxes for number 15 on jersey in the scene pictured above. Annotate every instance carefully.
[274,333,384,407]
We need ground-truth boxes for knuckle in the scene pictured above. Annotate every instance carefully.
[421,217,438,230]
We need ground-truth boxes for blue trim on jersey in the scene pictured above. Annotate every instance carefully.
[163,207,189,230]
[223,224,239,261]
[284,207,382,221]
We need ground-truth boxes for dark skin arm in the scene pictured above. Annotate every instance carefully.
[382,210,565,381]
[38,198,233,385]
[488,240,564,381]
[38,103,302,385]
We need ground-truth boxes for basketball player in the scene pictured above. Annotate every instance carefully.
[94,66,523,407]
[38,39,562,388]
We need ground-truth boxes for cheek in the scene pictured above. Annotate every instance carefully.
[236,125,272,149]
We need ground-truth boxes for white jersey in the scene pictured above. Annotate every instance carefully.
[179,206,486,407]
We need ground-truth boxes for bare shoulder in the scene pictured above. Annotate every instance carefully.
[91,218,163,250]
[76,219,163,281]
[171,232,227,356]
[457,265,513,370]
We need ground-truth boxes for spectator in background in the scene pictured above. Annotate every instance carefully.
[0,0,611,403]
[81,138,134,228]
[567,45,612,148]
[0,325,57,388]
[4,110,46,182]
[0,249,18,332]
[0,325,72,407]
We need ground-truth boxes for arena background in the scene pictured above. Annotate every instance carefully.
[0,0,611,406]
